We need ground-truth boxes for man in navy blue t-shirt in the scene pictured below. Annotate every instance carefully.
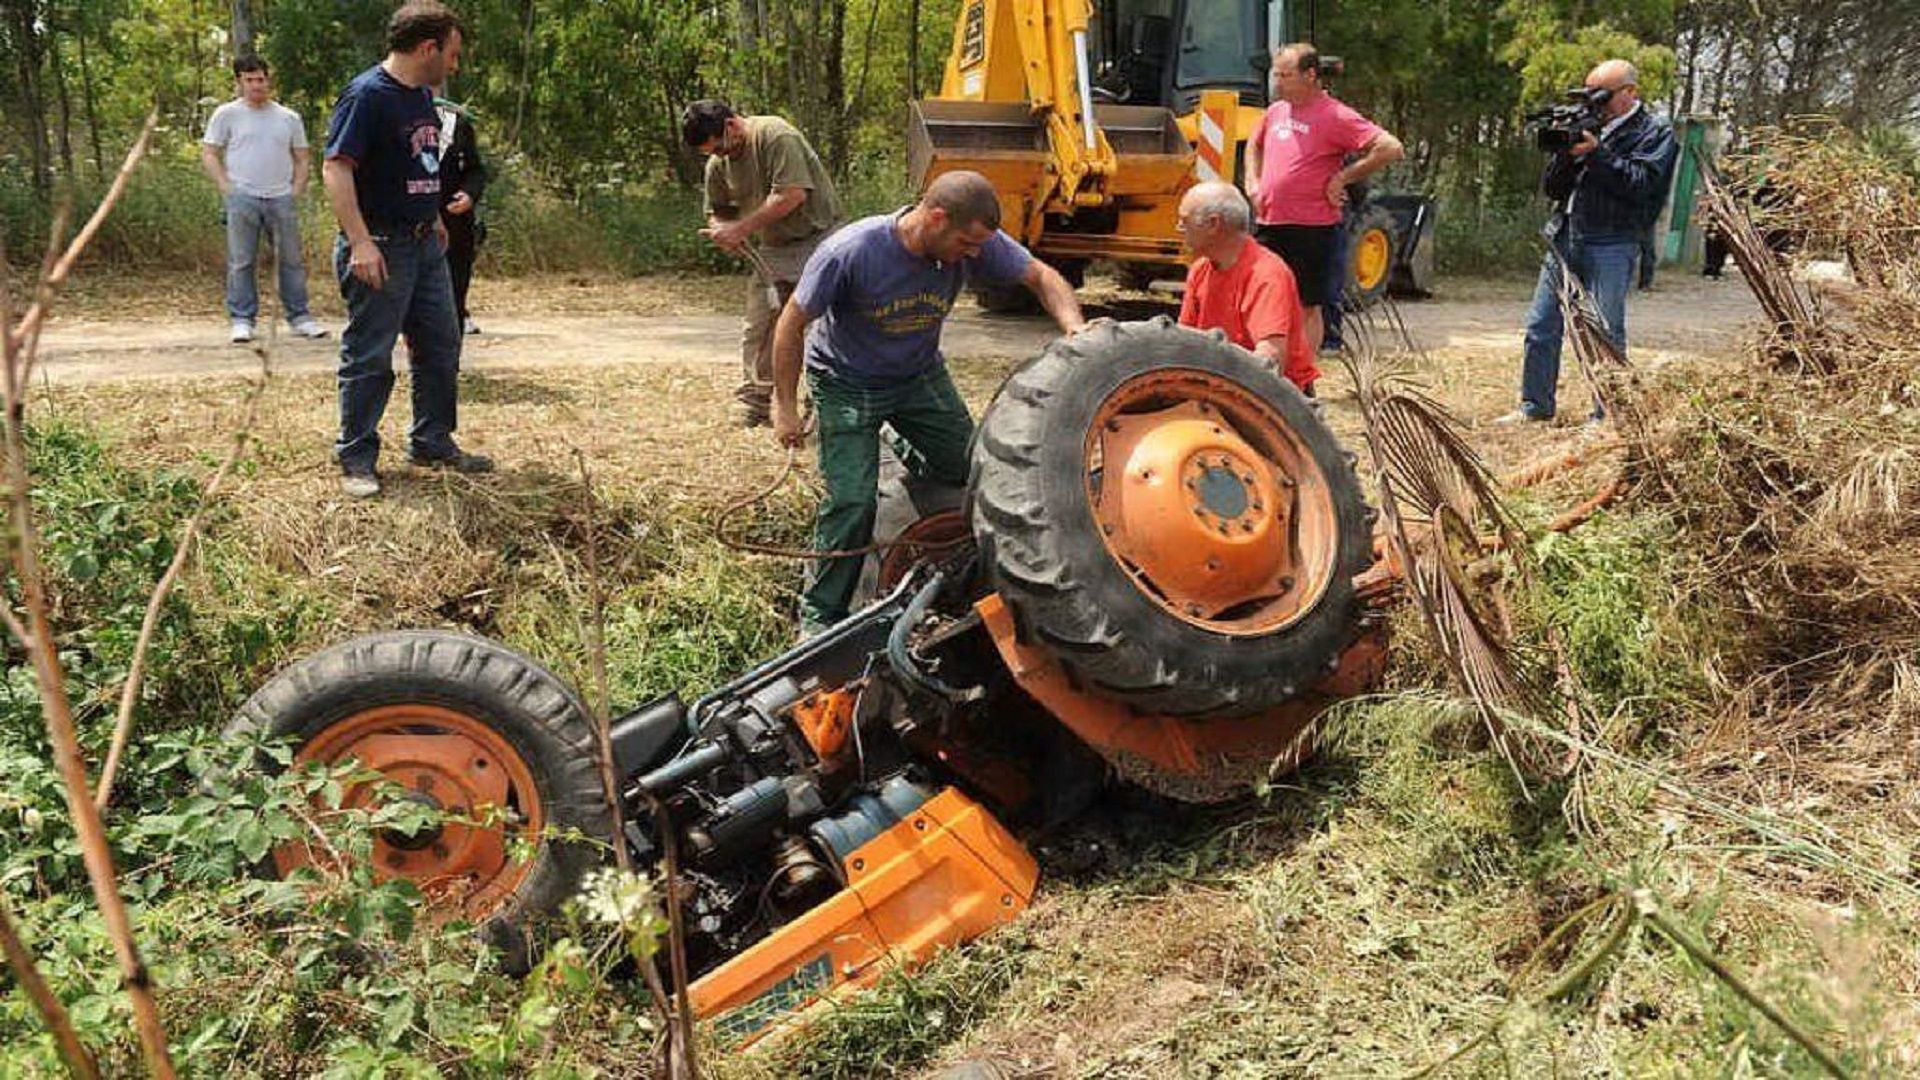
[322,1,489,498]
[771,170,1087,633]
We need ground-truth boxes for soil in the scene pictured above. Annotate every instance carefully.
[34,269,1757,396]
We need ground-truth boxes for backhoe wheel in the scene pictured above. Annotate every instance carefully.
[1116,262,1172,293]
[974,258,1085,315]
[1346,204,1398,308]
[972,282,1042,315]
[971,318,1373,717]
[228,630,612,967]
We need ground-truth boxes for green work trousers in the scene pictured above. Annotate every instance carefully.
[803,364,974,630]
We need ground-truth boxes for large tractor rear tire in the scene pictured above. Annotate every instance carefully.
[970,318,1373,717]
[228,630,611,966]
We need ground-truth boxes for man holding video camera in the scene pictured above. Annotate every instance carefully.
[1498,59,1677,425]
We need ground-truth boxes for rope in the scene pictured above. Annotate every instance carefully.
[712,445,969,562]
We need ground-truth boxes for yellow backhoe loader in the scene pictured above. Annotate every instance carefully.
[908,0,1435,311]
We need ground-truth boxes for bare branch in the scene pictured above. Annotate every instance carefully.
[12,111,159,385]
[97,363,270,810]
[0,115,176,1079]
[0,895,99,1078]
[570,448,698,1078]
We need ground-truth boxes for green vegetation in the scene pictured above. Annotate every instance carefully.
[7,1,1915,277]
[6,400,1916,1074]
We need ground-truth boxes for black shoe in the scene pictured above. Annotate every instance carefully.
[407,449,495,473]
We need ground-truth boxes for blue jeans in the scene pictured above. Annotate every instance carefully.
[1322,216,1350,350]
[1519,235,1635,419]
[333,234,463,472]
[223,193,310,323]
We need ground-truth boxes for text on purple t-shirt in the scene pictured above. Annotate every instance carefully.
[793,211,1032,387]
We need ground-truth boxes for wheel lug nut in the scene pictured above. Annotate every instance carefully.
[1279,576,1295,591]
[1205,556,1222,571]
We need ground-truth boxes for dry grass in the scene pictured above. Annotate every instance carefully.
[1668,130,1920,786]
[31,268,741,322]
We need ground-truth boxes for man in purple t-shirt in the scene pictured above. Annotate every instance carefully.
[770,170,1086,633]
[1246,43,1403,356]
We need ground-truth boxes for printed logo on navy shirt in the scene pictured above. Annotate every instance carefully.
[406,119,443,194]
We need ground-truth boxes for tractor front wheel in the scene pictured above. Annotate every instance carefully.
[228,630,612,967]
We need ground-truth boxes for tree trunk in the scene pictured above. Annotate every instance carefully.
[11,2,53,196]
[74,0,104,176]
[825,0,847,172]
[781,2,802,122]
[736,0,762,102]
[512,0,536,146]
[231,0,253,55]
[908,0,921,99]
[47,16,76,186]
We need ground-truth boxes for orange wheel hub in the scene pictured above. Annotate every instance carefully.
[876,509,969,593]
[1087,369,1339,635]
[279,704,543,920]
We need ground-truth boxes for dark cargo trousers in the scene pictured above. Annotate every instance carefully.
[802,364,974,630]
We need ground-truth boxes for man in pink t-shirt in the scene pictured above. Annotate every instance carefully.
[1246,42,1403,356]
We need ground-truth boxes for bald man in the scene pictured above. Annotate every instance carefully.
[771,170,1086,633]
[1500,58,1677,424]
[1176,182,1318,393]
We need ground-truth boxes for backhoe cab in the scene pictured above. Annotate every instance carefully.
[908,0,1435,307]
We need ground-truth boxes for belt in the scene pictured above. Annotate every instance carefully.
[364,221,436,241]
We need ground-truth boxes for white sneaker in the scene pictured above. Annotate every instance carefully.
[340,471,381,499]
[463,316,480,336]
[230,320,254,344]
[1491,409,1546,425]
[291,317,330,339]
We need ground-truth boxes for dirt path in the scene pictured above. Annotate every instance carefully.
[34,271,1758,386]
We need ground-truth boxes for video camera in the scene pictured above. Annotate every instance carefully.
[1526,86,1612,153]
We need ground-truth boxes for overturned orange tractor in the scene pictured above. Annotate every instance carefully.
[234,319,1390,1040]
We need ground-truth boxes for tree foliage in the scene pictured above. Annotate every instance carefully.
[2,0,1914,264]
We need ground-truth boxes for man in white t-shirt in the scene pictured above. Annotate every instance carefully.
[201,55,328,343]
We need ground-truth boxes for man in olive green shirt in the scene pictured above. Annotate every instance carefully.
[682,99,844,427]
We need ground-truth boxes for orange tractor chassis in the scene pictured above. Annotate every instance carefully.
[239,321,1387,1046]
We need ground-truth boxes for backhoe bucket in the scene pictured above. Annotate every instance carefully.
[908,99,1194,262]
[908,99,1051,229]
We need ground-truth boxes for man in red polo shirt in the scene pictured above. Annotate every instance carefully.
[1177,181,1319,394]
[1246,42,1403,356]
